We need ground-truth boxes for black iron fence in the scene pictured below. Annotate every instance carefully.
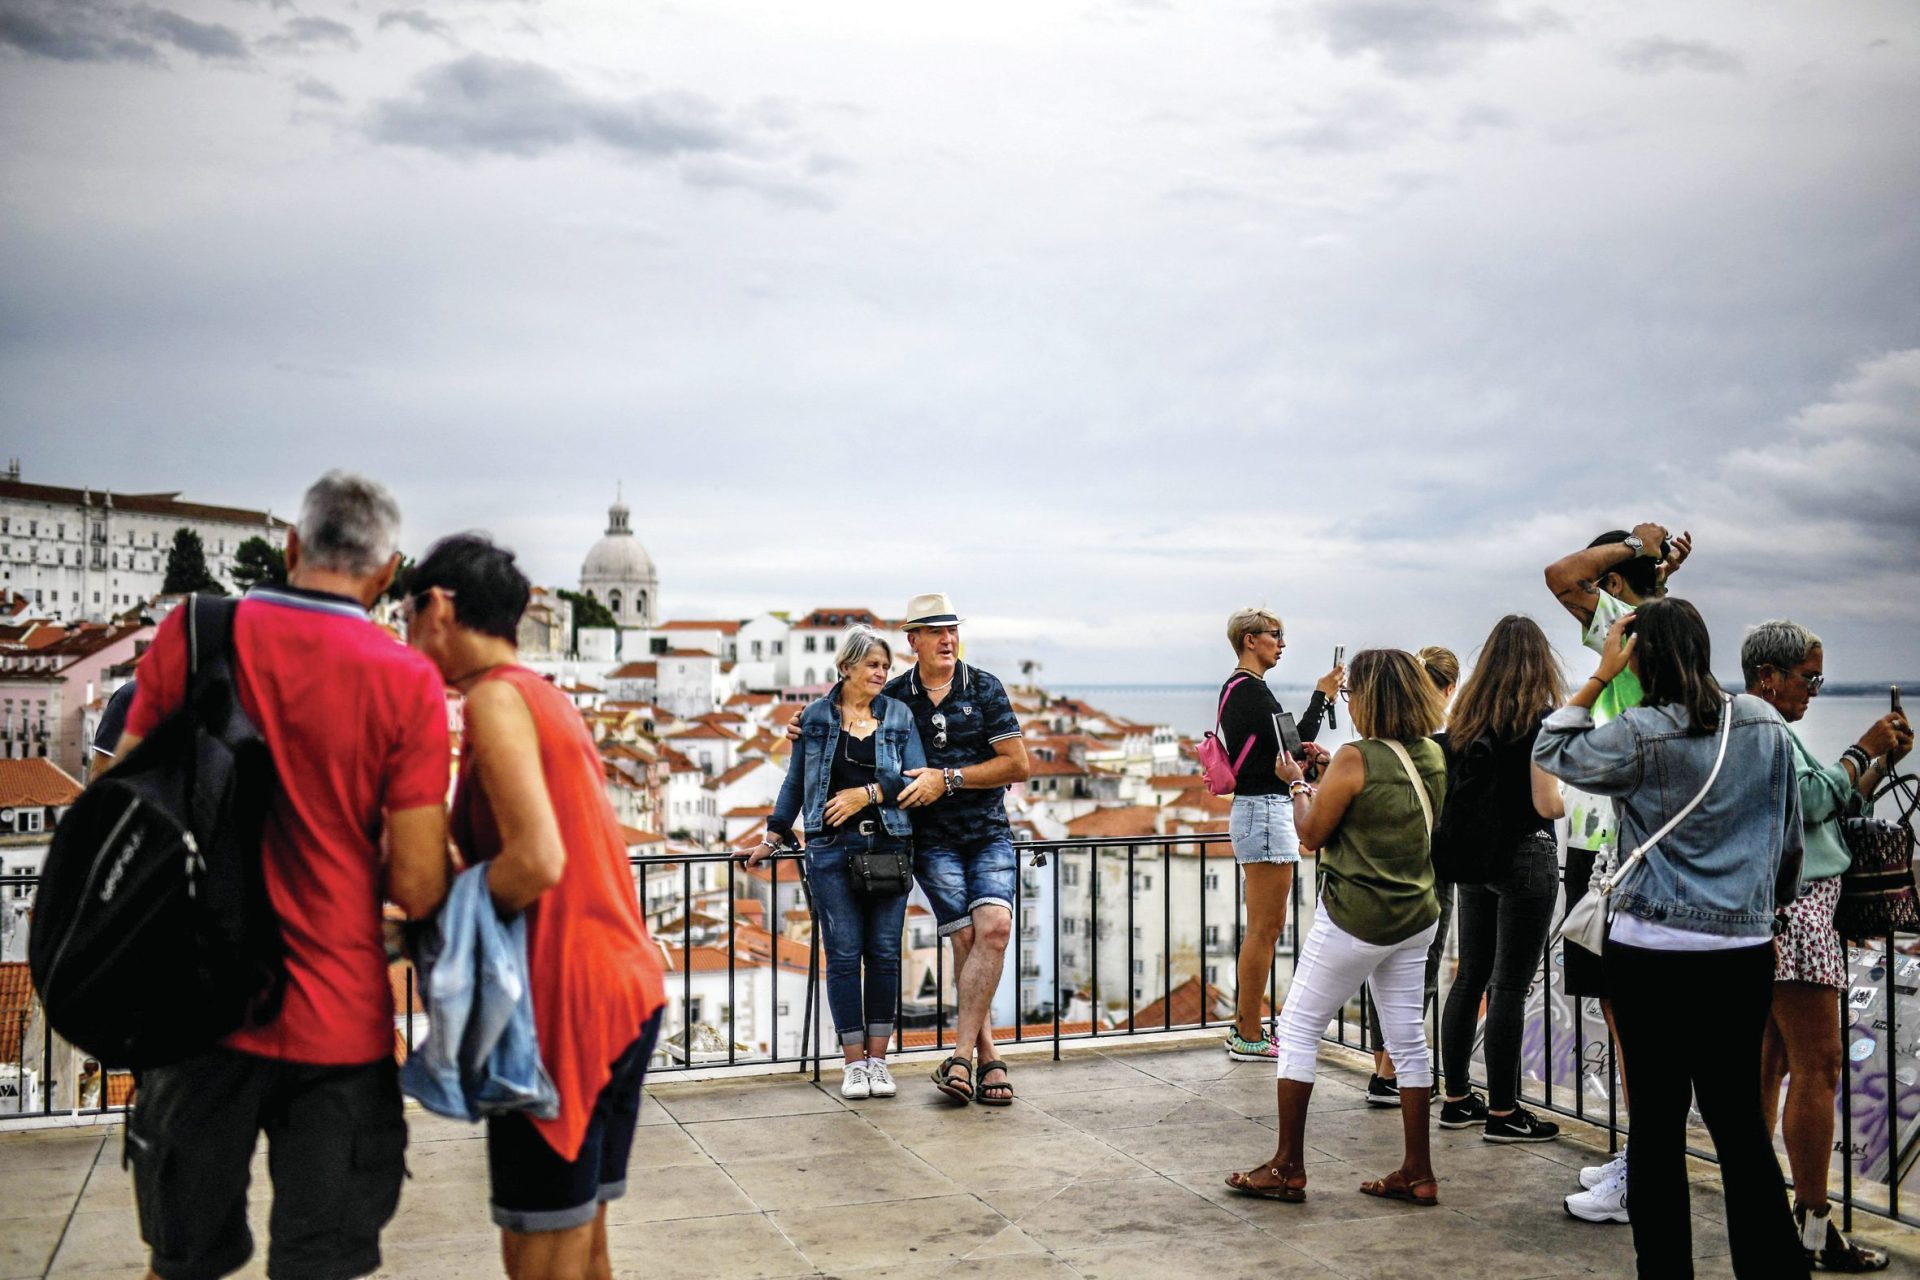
[2,843,1914,1231]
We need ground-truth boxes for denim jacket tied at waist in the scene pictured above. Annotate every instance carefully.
[399,864,560,1122]
[770,685,927,841]
[1533,693,1804,938]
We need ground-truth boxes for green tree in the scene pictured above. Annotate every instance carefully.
[161,528,226,596]
[557,589,616,652]
[229,536,287,593]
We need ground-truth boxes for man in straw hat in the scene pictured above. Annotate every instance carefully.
[889,593,1031,1106]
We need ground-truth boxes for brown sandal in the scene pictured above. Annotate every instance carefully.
[932,1055,973,1104]
[975,1059,1013,1107]
[1226,1163,1307,1202]
[1359,1169,1439,1206]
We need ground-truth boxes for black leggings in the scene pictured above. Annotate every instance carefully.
[1608,939,1807,1280]
[1440,833,1558,1109]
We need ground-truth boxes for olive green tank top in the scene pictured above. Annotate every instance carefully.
[1317,738,1446,946]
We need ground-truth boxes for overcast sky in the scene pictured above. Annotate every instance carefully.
[3,0,1916,683]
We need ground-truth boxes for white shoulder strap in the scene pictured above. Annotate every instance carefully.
[1601,695,1735,893]
[1379,738,1434,839]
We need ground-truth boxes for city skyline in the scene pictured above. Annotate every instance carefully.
[3,0,1916,683]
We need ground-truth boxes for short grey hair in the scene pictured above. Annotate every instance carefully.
[1227,607,1281,655]
[296,471,401,576]
[1741,618,1822,688]
[835,624,893,676]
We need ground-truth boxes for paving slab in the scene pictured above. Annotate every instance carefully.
[771,1193,1012,1272]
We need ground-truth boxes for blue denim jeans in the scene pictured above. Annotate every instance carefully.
[805,827,911,1046]
[914,831,1017,937]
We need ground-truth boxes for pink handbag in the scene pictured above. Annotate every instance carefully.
[1197,676,1256,796]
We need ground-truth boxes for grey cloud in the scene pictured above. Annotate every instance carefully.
[377,9,456,42]
[0,1,156,63]
[261,16,358,53]
[292,75,344,104]
[1453,102,1517,138]
[128,6,249,60]
[1616,36,1744,76]
[1255,91,1423,153]
[1314,0,1564,78]
[364,55,835,205]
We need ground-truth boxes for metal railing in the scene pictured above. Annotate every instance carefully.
[2,841,1915,1232]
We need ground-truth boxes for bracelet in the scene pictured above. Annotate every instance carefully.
[866,783,881,805]
[1288,781,1312,797]
[1842,745,1872,776]
[1586,675,1609,687]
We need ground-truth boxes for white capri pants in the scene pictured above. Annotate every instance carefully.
[1275,906,1438,1087]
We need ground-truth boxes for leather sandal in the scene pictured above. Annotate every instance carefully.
[932,1055,973,1104]
[1226,1163,1307,1202]
[1359,1169,1440,1206]
[975,1059,1013,1106]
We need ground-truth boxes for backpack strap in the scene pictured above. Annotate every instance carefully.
[187,594,242,699]
[1218,676,1259,778]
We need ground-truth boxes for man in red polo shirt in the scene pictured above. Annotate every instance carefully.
[107,471,451,1280]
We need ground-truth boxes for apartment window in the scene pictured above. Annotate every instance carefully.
[1062,917,1078,937]
[772,640,783,655]
[1204,924,1221,947]
[1205,965,1219,984]
[1131,925,1142,941]
[777,1001,790,1016]
[687,997,704,1025]
[20,810,43,833]
[1204,872,1221,892]
[752,641,763,659]
[1133,873,1153,891]
[1062,864,1080,887]
[804,636,816,652]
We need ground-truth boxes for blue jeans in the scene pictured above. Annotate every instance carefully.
[914,831,1017,936]
[805,827,911,1047]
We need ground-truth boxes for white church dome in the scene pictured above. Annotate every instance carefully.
[579,496,658,628]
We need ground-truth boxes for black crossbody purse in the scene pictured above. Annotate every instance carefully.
[849,841,914,896]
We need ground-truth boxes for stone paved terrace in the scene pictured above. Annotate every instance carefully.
[5,1037,1918,1280]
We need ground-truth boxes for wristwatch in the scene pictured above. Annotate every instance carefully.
[1620,535,1645,556]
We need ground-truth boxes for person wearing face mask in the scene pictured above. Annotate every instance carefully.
[1217,608,1341,1062]
[1743,619,1910,1272]
[755,625,926,1101]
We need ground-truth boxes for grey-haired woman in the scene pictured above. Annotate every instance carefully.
[1744,619,1910,1272]
[753,626,926,1100]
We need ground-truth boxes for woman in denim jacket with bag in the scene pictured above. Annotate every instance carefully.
[752,625,926,1100]
[1534,598,1806,1280]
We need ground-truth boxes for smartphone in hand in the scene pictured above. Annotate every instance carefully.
[1273,711,1304,760]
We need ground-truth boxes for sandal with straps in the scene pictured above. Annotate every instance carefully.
[975,1059,1014,1107]
[1359,1169,1440,1207]
[1226,1162,1307,1202]
[932,1055,973,1104]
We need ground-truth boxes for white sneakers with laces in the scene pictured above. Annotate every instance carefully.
[840,1060,870,1099]
[865,1058,897,1097]
[1565,1153,1630,1223]
[1578,1147,1627,1190]
[840,1057,896,1100]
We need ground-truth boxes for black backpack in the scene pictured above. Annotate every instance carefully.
[29,595,286,1069]
[1429,733,1518,885]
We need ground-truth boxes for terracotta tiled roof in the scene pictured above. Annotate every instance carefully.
[1125,975,1256,1029]
[673,723,741,742]
[1169,788,1232,817]
[0,962,34,1062]
[659,620,745,635]
[106,1072,135,1106]
[1064,806,1161,839]
[660,648,719,659]
[768,703,806,727]
[794,607,884,629]
[724,806,774,818]
[620,825,668,845]
[0,758,83,808]
[706,758,770,789]
[1025,757,1087,778]
[607,662,658,679]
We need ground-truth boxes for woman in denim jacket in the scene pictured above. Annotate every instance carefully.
[1534,598,1806,1280]
[751,625,926,1100]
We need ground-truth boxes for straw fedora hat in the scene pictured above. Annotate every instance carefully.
[900,593,964,630]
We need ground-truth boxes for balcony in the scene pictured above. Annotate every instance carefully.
[6,1036,1917,1278]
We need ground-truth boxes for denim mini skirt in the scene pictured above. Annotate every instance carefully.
[1229,793,1300,865]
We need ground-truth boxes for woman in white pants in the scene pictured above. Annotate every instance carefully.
[1227,649,1447,1206]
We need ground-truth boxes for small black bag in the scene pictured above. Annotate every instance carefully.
[29,595,285,1069]
[848,844,914,897]
[1835,771,1919,942]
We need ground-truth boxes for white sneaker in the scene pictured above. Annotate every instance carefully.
[840,1060,870,1100]
[864,1059,896,1098]
[1578,1147,1627,1190]
[1565,1160,1629,1223]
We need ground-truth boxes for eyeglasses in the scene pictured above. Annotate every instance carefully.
[1781,667,1825,693]
[1252,630,1283,641]
[1338,687,1351,702]
[930,711,948,750]
[398,587,453,626]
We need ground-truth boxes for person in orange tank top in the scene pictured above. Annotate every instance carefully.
[405,534,667,1280]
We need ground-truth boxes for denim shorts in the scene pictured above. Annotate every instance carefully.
[915,831,1017,936]
[488,1009,663,1233]
[1230,793,1300,865]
